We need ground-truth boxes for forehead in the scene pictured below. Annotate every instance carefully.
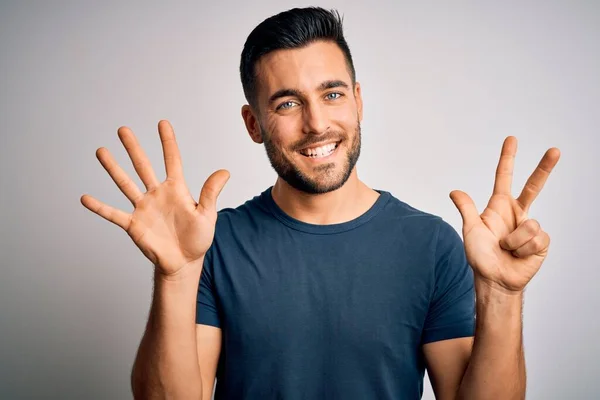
[255,41,352,97]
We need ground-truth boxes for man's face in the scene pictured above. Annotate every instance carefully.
[253,40,363,194]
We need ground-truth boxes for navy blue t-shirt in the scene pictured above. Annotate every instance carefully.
[196,187,475,399]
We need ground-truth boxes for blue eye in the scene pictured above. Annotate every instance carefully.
[326,92,342,100]
[277,101,297,110]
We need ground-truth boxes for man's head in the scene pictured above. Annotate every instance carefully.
[240,7,363,194]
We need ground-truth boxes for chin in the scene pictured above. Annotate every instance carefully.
[285,163,352,194]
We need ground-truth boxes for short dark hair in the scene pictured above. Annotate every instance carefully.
[239,7,356,109]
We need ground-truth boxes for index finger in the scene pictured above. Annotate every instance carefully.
[516,147,561,211]
[492,136,517,197]
[158,120,184,180]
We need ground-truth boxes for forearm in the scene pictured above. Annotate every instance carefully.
[457,278,526,400]
[131,259,204,399]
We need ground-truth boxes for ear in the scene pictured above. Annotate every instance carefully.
[241,104,263,144]
[354,81,363,122]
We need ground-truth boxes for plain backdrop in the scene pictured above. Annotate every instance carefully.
[1,1,598,399]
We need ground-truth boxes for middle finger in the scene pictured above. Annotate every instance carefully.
[118,126,161,190]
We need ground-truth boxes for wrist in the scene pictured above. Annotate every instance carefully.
[152,259,204,312]
[155,257,205,284]
[474,276,524,325]
[474,275,525,299]
[475,281,523,343]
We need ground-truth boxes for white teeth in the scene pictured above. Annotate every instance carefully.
[302,142,338,158]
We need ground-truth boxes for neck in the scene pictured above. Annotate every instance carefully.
[270,168,380,225]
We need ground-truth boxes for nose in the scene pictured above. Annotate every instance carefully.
[302,101,329,135]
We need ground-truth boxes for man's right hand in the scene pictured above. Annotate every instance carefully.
[81,120,229,278]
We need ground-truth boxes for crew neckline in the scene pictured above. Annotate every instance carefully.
[260,186,391,235]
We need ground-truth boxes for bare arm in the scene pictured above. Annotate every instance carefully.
[456,280,525,399]
[424,279,525,400]
[131,264,204,398]
[196,323,222,400]
[436,137,559,398]
[423,337,472,400]
[80,120,229,399]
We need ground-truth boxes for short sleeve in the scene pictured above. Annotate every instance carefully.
[421,220,475,344]
[196,246,221,328]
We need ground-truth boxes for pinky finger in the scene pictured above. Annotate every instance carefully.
[80,194,132,230]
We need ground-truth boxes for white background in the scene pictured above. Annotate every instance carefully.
[1,1,598,398]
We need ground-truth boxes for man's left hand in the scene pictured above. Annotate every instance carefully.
[450,136,561,295]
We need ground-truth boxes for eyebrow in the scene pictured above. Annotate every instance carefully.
[268,80,351,105]
[318,79,350,91]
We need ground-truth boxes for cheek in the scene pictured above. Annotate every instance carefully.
[266,118,301,148]
[265,117,278,135]
[330,103,358,126]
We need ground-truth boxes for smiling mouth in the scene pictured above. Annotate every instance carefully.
[299,141,341,158]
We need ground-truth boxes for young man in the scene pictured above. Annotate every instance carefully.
[81,7,560,400]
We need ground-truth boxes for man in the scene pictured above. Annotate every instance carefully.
[80,7,560,399]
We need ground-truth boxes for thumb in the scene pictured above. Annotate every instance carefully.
[198,169,230,213]
[449,190,481,232]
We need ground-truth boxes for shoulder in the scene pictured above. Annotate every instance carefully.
[209,187,284,252]
[376,190,465,257]
[381,191,436,217]
[214,188,272,230]
[203,189,273,262]
[378,190,450,235]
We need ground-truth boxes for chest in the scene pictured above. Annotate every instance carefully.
[213,234,434,355]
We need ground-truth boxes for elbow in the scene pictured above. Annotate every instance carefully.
[130,364,148,399]
[130,362,162,400]
[130,363,203,400]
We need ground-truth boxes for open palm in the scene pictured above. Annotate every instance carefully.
[450,137,561,293]
[81,120,229,277]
